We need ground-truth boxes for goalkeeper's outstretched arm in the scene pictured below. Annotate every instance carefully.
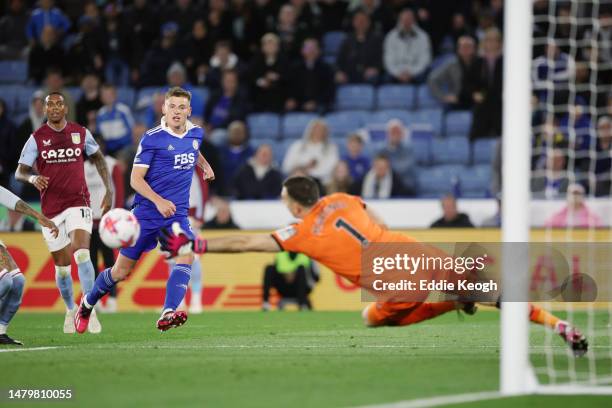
[205,234,280,253]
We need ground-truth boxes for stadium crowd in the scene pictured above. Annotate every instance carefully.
[0,0,611,207]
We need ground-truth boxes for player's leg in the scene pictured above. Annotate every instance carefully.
[100,236,118,312]
[362,301,458,327]
[51,246,78,333]
[157,217,195,331]
[189,255,203,314]
[0,244,25,345]
[66,207,101,333]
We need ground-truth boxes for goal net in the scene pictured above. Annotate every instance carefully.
[503,0,612,395]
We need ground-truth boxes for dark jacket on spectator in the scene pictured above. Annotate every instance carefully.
[337,31,383,83]
[248,53,290,112]
[288,58,334,112]
[233,161,283,199]
[430,213,474,228]
[204,89,248,129]
[468,55,503,139]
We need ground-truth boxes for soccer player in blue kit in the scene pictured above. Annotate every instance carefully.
[74,87,215,333]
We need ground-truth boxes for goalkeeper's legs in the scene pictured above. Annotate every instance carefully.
[362,301,458,327]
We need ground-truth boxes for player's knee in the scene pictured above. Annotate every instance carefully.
[111,264,131,281]
[11,272,25,298]
[73,248,91,264]
[55,265,71,279]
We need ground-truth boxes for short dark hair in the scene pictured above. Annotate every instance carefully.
[165,86,191,101]
[45,91,65,103]
[283,176,320,207]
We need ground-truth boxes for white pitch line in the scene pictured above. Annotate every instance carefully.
[356,391,504,408]
[0,346,62,353]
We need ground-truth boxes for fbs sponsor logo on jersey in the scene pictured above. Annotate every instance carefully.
[174,152,195,170]
[71,133,81,144]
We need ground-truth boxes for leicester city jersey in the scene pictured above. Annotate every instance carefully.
[132,118,204,220]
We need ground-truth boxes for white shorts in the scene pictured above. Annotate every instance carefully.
[42,206,93,252]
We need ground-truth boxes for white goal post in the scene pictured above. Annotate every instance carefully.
[501,0,612,396]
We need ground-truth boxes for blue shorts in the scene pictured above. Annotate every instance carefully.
[120,212,194,261]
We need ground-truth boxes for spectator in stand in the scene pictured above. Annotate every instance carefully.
[336,10,383,85]
[28,26,66,84]
[593,116,612,196]
[470,27,503,140]
[532,41,574,103]
[0,0,29,59]
[286,38,334,113]
[140,22,182,86]
[206,41,243,91]
[356,0,395,35]
[66,15,106,80]
[204,70,248,131]
[42,68,76,121]
[166,62,204,121]
[233,144,283,199]
[361,153,409,198]
[123,0,160,84]
[531,148,570,199]
[249,33,290,112]
[282,119,339,184]
[430,194,474,228]
[142,92,165,129]
[206,0,234,46]
[383,9,432,84]
[102,3,132,87]
[428,35,479,110]
[220,121,254,195]
[85,138,124,313]
[342,133,370,184]
[318,0,348,32]
[163,0,203,38]
[26,0,71,44]
[0,99,17,189]
[76,73,102,127]
[545,183,602,228]
[275,4,309,61]
[96,83,135,163]
[181,19,213,86]
[325,161,359,195]
[378,119,416,194]
[205,198,240,229]
[438,13,474,55]
[247,0,278,52]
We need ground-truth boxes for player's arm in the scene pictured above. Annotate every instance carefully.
[130,166,176,218]
[15,136,48,191]
[197,151,215,181]
[0,186,58,237]
[366,206,388,229]
[159,223,280,258]
[89,150,113,215]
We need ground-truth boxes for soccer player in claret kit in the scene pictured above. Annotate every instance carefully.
[16,92,113,334]
[161,176,589,356]
[74,86,214,333]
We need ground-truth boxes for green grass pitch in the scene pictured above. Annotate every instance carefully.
[1,311,611,407]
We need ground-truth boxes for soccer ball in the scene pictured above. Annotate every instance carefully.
[99,208,140,249]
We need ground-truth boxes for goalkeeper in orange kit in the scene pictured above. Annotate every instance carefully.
[159,176,588,357]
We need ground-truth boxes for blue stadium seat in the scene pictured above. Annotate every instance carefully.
[369,110,411,127]
[247,113,281,140]
[0,61,28,83]
[445,110,473,137]
[459,165,491,197]
[472,138,498,164]
[136,87,164,110]
[65,86,82,102]
[412,138,431,166]
[416,165,461,197]
[0,86,19,115]
[431,137,470,165]
[326,111,369,138]
[323,31,347,56]
[15,86,37,116]
[335,84,375,110]
[407,109,443,136]
[116,87,136,108]
[376,85,416,110]
[416,85,442,109]
[281,112,318,139]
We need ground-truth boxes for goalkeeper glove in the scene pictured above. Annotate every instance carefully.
[159,222,208,259]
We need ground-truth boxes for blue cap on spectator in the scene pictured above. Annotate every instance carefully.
[161,22,179,36]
